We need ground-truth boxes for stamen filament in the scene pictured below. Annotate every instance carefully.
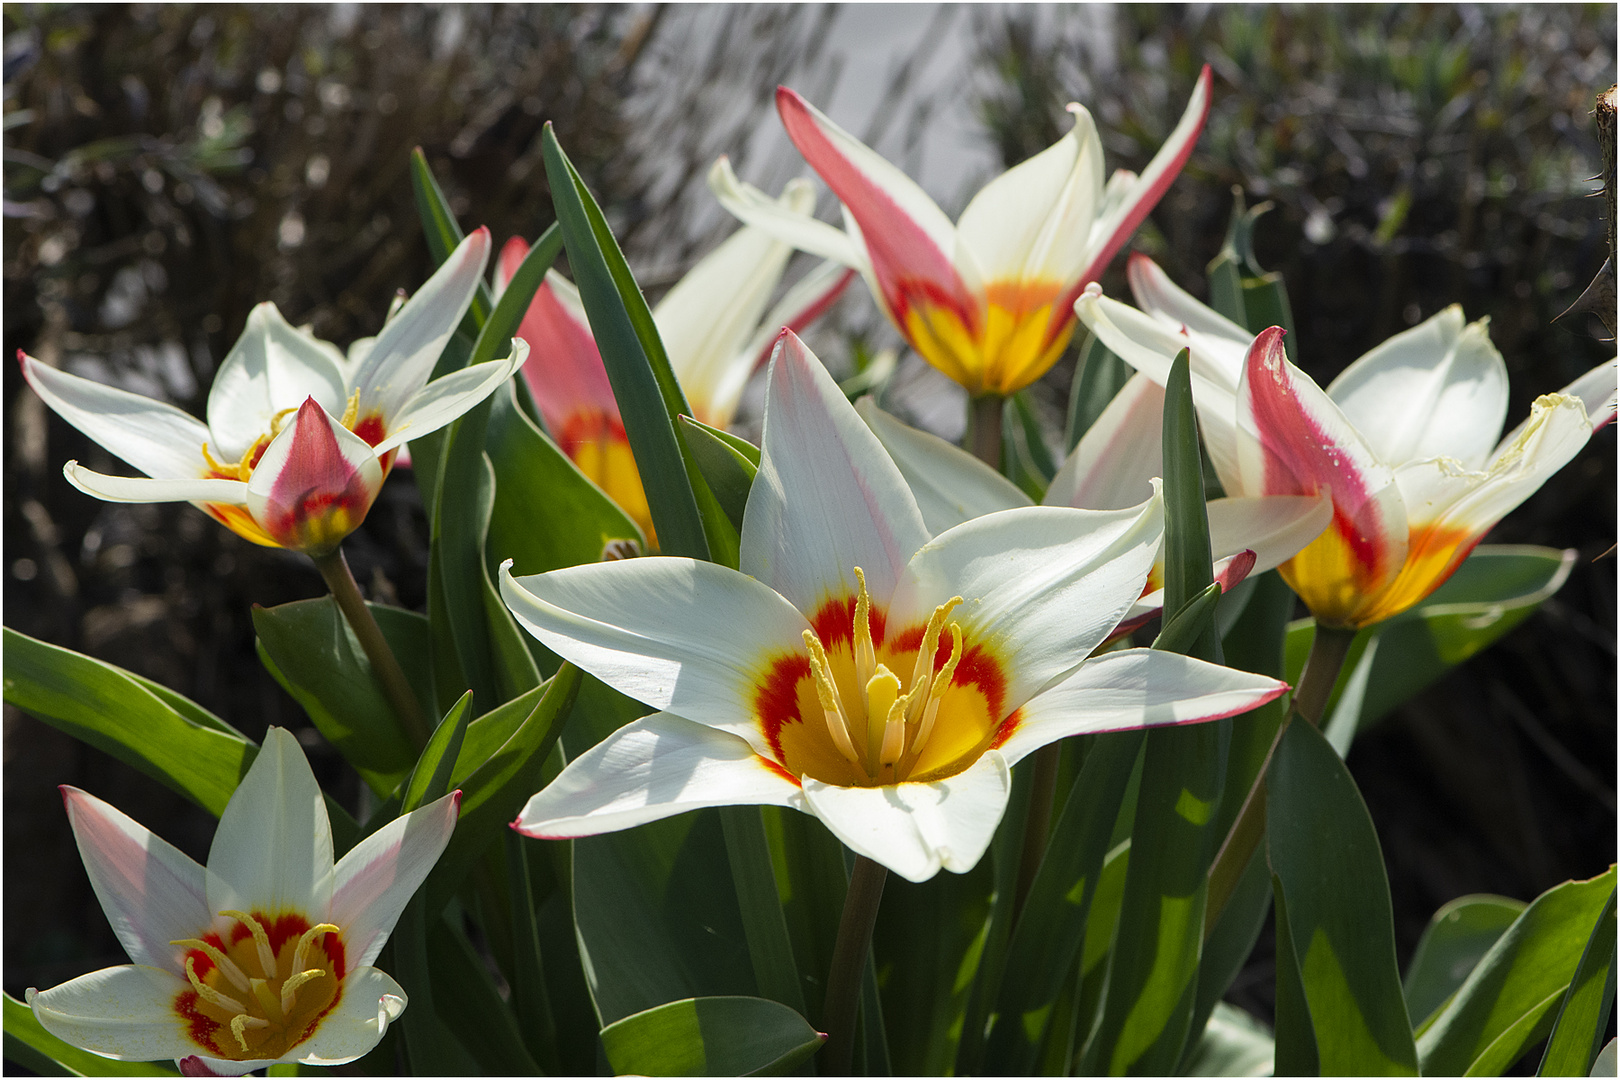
[280,968,328,1015]
[863,666,902,772]
[289,923,340,975]
[804,631,862,767]
[905,623,963,774]
[250,977,284,1022]
[906,597,962,723]
[184,957,247,1016]
[172,937,252,994]
[230,1013,270,1053]
[220,910,278,979]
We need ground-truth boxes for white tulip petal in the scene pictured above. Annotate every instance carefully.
[1561,357,1617,428]
[352,228,489,425]
[956,104,1104,285]
[741,332,931,614]
[372,345,527,454]
[1325,306,1509,470]
[64,463,250,506]
[890,495,1163,710]
[22,353,212,480]
[995,648,1288,766]
[801,751,1011,883]
[205,303,349,460]
[500,558,812,753]
[856,397,1029,535]
[331,791,461,969]
[1047,372,1165,511]
[708,156,866,269]
[61,787,210,974]
[1125,253,1251,345]
[1445,393,1596,536]
[1205,493,1334,573]
[28,965,201,1063]
[514,713,806,839]
[723,258,857,428]
[292,968,409,1067]
[207,728,333,920]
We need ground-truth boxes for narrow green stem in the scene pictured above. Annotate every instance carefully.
[1012,741,1062,918]
[1202,621,1359,937]
[312,546,432,749]
[822,856,888,1075]
[968,394,1004,468]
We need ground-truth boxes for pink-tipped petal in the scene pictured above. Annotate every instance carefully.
[776,86,979,336]
[243,398,383,554]
[495,235,529,296]
[331,791,460,969]
[1237,328,1409,623]
[1071,65,1213,293]
[741,330,931,614]
[60,787,211,974]
[516,271,621,436]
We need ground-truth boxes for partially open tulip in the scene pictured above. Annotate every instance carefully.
[497,183,851,540]
[709,68,1211,398]
[500,331,1286,882]
[1077,257,1618,628]
[21,229,525,556]
[27,728,459,1074]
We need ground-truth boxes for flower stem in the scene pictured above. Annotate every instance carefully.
[822,855,888,1075]
[968,394,1004,468]
[1202,621,1358,937]
[1013,741,1062,917]
[311,546,433,750]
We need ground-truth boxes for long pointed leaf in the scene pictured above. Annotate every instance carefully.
[1539,888,1617,1076]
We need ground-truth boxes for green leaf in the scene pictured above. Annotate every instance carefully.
[1268,717,1419,1075]
[1159,348,1218,661]
[1540,887,1617,1076]
[469,222,560,370]
[678,415,760,534]
[424,662,581,913]
[252,598,426,796]
[540,124,712,561]
[600,996,824,1077]
[1206,191,1296,362]
[505,831,561,1073]
[407,328,475,522]
[402,691,473,813]
[719,806,805,1014]
[1271,879,1320,1076]
[487,379,643,575]
[759,804,848,1025]
[1418,867,1617,1076]
[1404,894,1527,1027]
[573,809,757,1025]
[4,992,176,1076]
[4,627,254,816]
[1065,330,1132,454]
[409,147,492,330]
[1284,546,1575,741]
[1180,1002,1275,1077]
[1002,391,1055,500]
[1152,581,1224,655]
[984,730,1145,1074]
[428,911,545,1075]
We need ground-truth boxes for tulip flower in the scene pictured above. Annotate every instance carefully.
[496,182,852,540]
[1077,256,1618,628]
[855,378,1333,634]
[499,331,1286,883]
[20,229,525,556]
[707,68,1212,398]
[27,728,459,1074]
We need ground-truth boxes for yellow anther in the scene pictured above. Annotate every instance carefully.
[172,937,252,994]
[804,631,861,767]
[907,623,964,772]
[220,910,277,979]
[183,956,247,1016]
[280,968,329,1015]
[230,1013,269,1053]
[863,665,902,770]
[907,596,963,720]
[852,567,877,687]
[267,405,299,436]
[339,389,360,430]
[289,923,340,975]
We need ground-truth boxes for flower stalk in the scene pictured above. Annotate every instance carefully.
[821,855,888,1076]
[968,394,1004,470]
[312,546,432,750]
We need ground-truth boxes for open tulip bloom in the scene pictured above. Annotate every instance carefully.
[496,183,851,539]
[708,68,1211,398]
[500,330,1286,882]
[27,728,459,1073]
[20,229,526,555]
[855,380,1333,634]
[1077,256,1619,628]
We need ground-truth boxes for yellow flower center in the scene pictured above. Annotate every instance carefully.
[755,567,1013,788]
[171,909,343,1061]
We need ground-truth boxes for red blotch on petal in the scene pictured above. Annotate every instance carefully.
[755,653,810,765]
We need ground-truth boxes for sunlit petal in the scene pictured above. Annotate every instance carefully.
[707,156,866,269]
[1046,372,1165,511]
[63,463,249,506]
[856,397,1029,535]
[374,344,527,455]
[205,303,349,461]
[331,791,461,969]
